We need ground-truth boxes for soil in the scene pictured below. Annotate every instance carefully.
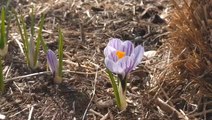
[0,0,173,120]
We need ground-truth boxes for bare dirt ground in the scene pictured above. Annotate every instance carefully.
[2,0,206,120]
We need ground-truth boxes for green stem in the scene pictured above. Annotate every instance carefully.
[0,7,6,49]
[118,79,127,110]
[107,70,121,109]
[13,10,30,65]
[34,14,45,67]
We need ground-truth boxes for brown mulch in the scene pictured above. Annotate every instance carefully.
[2,0,210,120]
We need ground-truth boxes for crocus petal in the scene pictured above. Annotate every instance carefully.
[105,57,124,74]
[47,49,58,74]
[132,45,144,68]
[117,56,134,78]
[104,46,116,57]
[121,40,134,56]
[108,38,123,50]
[104,38,145,78]
[107,50,119,62]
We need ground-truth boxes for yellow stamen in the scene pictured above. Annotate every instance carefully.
[116,50,126,59]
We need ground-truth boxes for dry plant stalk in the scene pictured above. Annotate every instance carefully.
[165,0,212,96]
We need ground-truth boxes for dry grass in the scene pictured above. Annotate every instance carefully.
[152,0,212,119]
[167,0,212,96]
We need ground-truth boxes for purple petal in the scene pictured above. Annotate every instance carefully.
[104,46,116,57]
[132,45,144,68]
[108,38,123,50]
[47,49,58,74]
[121,41,134,56]
[104,38,145,78]
[107,50,119,62]
[117,56,134,78]
[105,57,124,74]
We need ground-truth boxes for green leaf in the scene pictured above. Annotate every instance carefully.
[13,10,30,65]
[34,14,45,66]
[106,70,121,108]
[4,0,12,46]
[20,15,30,65]
[0,7,6,49]
[40,38,47,53]
[13,9,25,44]
[6,11,11,46]
[41,36,48,53]
[30,7,35,38]
[20,15,29,52]
[0,58,4,92]
[39,15,48,53]
[58,28,63,78]
[6,0,12,8]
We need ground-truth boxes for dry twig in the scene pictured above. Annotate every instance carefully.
[82,67,98,120]
[154,97,189,120]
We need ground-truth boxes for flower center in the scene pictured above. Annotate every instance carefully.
[116,50,126,59]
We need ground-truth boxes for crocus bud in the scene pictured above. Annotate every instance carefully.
[46,49,62,83]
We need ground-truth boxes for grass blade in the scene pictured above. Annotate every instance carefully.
[13,10,30,65]
[34,14,45,66]
[6,11,11,45]
[39,15,48,53]
[0,7,6,49]
[13,9,25,44]
[6,0,12,8]
[58,28,63,77]
[20,15,29,53]
[106,70,121,108]
[20,15,30,65]
[41,37,48,53]
[30,7,35,39]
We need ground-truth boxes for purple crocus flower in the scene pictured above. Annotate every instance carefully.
[47,49,62,83]
[104,38,144,79]
[47,49,58,76]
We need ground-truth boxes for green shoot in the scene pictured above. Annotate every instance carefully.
[41,36,48,53]
[30,8,35,39]
[107,70,127,110]
[46,29,64,83]
[0,7,6,49]
[20,15,30,65]
[14,9,45,69]
[107,70,121,109]
[33,14,45,67]
[0,7,8,57]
